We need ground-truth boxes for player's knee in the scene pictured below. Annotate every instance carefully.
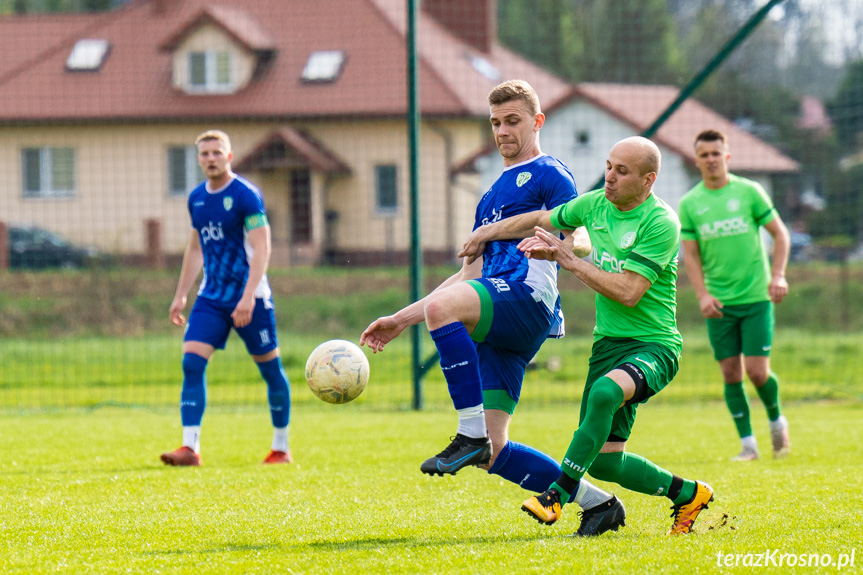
[423,295,451,326]
[748,370,769,386]
[589,377,624,413]
[182,353,208,383]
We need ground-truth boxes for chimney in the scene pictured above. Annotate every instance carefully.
[423,0,497,54]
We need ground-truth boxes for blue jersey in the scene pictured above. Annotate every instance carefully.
[187,175,272,306]
[473,154,577,336]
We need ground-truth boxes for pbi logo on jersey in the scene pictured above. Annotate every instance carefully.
[727,198,741,212]
[223,196,233,211]
[481,205,505,226]
[201,221,224,244]
[516,172,532,187]
[620,231,636,249]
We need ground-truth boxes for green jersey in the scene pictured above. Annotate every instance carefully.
[679,174,776,306]
[550,189,682,356]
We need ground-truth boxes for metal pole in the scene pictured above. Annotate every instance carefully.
[588,0,787,191]
[407,0,423,410]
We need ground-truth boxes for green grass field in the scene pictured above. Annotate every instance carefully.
[2,264,861,572]
[1,402,860,574]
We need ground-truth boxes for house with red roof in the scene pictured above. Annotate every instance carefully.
[0,0,569,265]
[0,0,799,266]
[463,83,799,211]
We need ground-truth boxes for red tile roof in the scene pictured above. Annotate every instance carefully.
[0,0,569,123]
[559,83,799,173]
[159,5,276,52]
[234,127,351,174]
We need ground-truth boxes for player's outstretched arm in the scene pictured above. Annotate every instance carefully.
[458,210,554,264]
[361,254,483,353]
[170,230,204,327]
[681,239,723,318]
[764,217,790,304]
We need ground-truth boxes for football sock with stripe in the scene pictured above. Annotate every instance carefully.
[430,322,485,438]
[724,381,753,438]
[489,441,576,502]
[755,372,782,422]
[588,451,694,504]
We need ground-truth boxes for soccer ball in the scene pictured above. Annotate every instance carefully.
[305,339,370,404]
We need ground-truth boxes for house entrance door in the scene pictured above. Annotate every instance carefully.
[290,169,312,243]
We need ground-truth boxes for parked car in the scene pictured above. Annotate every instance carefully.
[789,231,814,262]
[7,225,104,270]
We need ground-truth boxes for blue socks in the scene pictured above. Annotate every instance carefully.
[488,441,578,503]
[257,357,291,428]
[180,353,208,426]
[430,322,483,410]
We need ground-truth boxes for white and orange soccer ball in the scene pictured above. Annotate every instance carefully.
[304,339,370,404]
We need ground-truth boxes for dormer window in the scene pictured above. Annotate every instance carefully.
[66,39,110,72]
[302,51,344,83]
[188,50,232,92]
[468,54,500,82]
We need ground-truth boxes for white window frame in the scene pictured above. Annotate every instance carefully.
[187,50,233,93]
[302,50,345,82]
[168,145,204,196]
[21,147,76,198]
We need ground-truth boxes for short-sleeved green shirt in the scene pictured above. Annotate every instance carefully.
[679,174,776,305]
[550,189,682,357]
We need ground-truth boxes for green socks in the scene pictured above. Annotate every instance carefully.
[588,451,695,504]
[755,372,782,421]
[560,376,624,483]
[724,381,752,438]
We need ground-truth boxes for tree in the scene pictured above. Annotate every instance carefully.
[498,0,686,84]
[828,60,863,149]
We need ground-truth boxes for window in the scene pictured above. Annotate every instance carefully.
[66,39,110,71]
[168,146,204,196]
[21,147,75,198]
[375,165,398,214]
[574,130,591,149]
[188,50,232,91]
[468,54,500,82]
[302,50,345,82]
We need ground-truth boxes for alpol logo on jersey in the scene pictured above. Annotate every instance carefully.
[200,221,225,244]
[592,246,626,274]
[698,216,749,241]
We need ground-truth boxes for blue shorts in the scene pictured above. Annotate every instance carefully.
[185,295,279,356]
[467,278,553,406]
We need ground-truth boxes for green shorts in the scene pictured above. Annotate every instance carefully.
[580,337,679,442]
[483,389,517,415]
[706,301,774,361]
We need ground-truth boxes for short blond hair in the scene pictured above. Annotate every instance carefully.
[488,80,540,116]
[195,129,232,152]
